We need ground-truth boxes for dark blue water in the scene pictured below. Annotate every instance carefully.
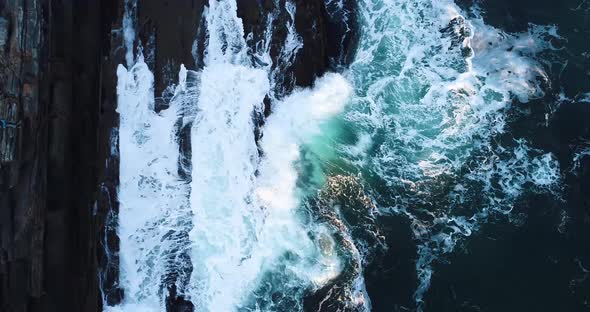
[359,1,590,311]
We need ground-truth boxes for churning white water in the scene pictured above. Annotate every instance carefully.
[109,0,354,311]
[108,0,565,311]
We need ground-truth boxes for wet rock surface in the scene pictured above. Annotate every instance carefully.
[323,0,359,69]
[237,0,358,94]
[136,0,206,111]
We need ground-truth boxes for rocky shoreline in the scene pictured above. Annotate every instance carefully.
[1,0,587,311]
[0,1,357,311]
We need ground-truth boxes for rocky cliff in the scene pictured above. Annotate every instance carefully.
[0,0,356,311]
[0,0,122,311]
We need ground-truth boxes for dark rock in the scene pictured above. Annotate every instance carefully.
[0,0,121,311]
[165,284,194,312]
[0,0,47,310]
[323,0,359,69]
[291,0,329,88]
[238,0,358,94]
[136,0,206,111]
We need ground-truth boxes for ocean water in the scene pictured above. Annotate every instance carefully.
[305,0,565,309]
[106,0,589,311]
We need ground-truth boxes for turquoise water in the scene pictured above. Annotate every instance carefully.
[297,0,563,309]
[109,0,583,311]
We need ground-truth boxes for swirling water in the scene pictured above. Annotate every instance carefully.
[334,1,562,308]
[107,0,568,311]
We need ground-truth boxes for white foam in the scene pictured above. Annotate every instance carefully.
[185,1,353,310]
[186,62,268,310]
[111,0,360,310]
[257,73,352,217]
[111,54,192,311]
[110,0,567,310]
[184,70,352,311]
[122,0,137,67]
[253,73,354,301]
[345,0,562,308]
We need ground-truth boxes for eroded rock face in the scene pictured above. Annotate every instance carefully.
[237,0,358,94]
[0,0,121,311]
[0,0,47,310]
[135,0,206,111]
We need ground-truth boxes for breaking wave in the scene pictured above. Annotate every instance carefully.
[107,0,566,311]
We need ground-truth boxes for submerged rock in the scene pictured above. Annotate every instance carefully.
[304,175,385,312]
